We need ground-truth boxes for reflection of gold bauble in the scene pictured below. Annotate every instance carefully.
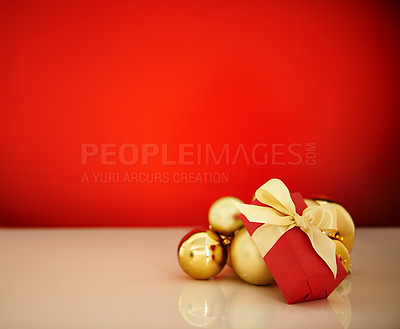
[178,280,225,328]
[230,228,274,285]
[228,285,284,329]
[178,229,227,280]
[329,281,353,329]
[314,200,355,252]
[333,239,351,273]
[208,197,244,236]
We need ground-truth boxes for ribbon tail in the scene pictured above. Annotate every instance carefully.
[305,226,338,278]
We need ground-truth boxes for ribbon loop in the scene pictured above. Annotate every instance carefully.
[234,178,338,278]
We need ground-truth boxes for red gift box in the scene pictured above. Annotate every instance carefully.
[240,193,348,304]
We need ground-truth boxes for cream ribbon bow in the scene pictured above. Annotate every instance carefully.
[233,178,338,278]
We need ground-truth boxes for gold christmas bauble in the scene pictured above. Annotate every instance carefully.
[313,200,355,252]
[230,228,274,285]
[333,239,351,273]
[178,229,227,280]
[208,196,244,236]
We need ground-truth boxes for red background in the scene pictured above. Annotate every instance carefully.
[1,0,399,227]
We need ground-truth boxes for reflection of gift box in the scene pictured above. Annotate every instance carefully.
[240,193,348,304]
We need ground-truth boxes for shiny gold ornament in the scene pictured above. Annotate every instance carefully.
[230,228,274,285]
[313,200,355,252]
[178,229,227,280]
[208,196,244,236]
[332,238,351,273]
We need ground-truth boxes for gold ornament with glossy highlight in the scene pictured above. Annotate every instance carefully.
[178,229,227,280]
[208,196,244,236]
[230,227,274,285]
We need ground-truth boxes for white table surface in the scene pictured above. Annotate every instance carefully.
[0,227,399,329]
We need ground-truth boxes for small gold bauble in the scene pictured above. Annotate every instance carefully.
[332,239,351,273]
[178,229,227,280]
[314,200,355,252]
[208,196,244,236]
[230,227,274,285]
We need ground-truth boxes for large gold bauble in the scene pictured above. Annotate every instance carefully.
[230,228,274,285]
[332,239,351,273]
[178,229,227,280]
[208,196,244,236]
[313,200,355,252]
